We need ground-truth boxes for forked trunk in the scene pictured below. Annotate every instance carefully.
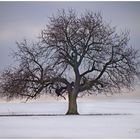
[66,92,79,115]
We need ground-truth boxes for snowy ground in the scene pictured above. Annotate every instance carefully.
[0,98,140,138]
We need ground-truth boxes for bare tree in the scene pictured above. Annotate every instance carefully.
[0,9,140,115]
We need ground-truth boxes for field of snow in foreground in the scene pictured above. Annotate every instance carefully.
[0,98,140,138]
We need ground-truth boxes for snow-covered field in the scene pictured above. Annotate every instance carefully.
[0,98,140,138]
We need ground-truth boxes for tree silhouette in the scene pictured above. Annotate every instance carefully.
[0,9,140,115]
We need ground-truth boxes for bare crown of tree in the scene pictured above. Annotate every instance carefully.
[0,9,139,114]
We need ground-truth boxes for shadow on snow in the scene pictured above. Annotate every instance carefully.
[0,113,131,117]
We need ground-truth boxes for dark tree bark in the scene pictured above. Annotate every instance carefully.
[66,91,78,115]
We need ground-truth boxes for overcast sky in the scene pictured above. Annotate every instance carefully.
[0,1,140,72]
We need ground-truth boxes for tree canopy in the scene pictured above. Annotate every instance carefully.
[0,9,140,114]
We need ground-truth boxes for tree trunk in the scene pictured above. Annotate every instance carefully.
[66,92,79,115]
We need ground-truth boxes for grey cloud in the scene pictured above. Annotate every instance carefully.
[0,1,140,71]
